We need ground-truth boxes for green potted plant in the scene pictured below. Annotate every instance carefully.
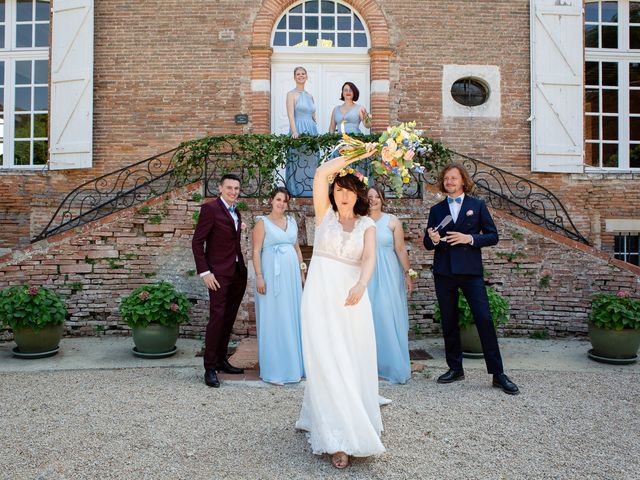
[588,290,640,364]
[0,285,67,358]
[434,286,510,358]
[119,281,191,358]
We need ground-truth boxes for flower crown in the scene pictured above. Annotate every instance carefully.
[327,167,369,186]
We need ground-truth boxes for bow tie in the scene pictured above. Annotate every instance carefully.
[228,205,236,213]
[447,196,462,204]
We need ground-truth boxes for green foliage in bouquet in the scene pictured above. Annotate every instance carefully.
[434,286,510,329]
[0,285,67,331]
[589,291,640,330]
[334,122,433,196]
[119,281,191,328]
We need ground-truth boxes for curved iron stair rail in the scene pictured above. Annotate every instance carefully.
[33,136,589,246]
[32,147,202,242]
[448,150,589,245]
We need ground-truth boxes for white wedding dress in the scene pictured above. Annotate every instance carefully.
[295,209,385,457]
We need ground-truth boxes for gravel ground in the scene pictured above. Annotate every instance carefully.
[1,367,638,480]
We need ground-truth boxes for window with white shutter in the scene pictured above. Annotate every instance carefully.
[0,1,50,169]
[49,0,93,170]
[530,0,584,173]
[585,0,640,170]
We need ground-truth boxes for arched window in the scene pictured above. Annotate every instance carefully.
[272,0,369,48]
[0,0,50,168]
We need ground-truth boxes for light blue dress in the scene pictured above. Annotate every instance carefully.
[287,90,318,197]
[333,104,363,134]
[368,213,411,384]
[255,215,304,384]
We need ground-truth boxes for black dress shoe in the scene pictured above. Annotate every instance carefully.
[437,369,465,384]
[493,373,519,395]
[216,358,244,374]
[204,369,220,388]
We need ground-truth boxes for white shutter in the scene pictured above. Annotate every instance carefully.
[530,0,583,173]
[49,0,94,170]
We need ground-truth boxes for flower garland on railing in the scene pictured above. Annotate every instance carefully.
[172,132,451,197]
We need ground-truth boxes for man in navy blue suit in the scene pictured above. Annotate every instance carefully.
[424,163,519,395]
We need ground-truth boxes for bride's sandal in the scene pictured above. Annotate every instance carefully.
[331,452,349,469]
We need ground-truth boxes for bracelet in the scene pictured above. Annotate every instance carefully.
[300,262,307,272]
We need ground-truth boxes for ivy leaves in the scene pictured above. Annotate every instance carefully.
[172,133,450,197]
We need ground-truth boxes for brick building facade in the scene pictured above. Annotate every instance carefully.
[1,183,638,342]
[0,0,639,340]
[0,0,638,256]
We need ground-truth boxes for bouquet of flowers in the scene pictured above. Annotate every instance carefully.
[333,121,431,196]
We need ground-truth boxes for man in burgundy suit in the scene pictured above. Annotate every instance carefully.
[192,174,248,388]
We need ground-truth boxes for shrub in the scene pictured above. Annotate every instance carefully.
[0,285,67,331]
[119,282,191,328]
[589,291,640,330]
[434,286,509,329]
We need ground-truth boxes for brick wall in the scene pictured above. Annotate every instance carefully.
[1,182,639,342]
[0,0,638,260]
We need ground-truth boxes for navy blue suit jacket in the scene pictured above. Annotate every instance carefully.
[423,196,498,276]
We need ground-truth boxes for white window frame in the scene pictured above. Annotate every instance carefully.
[585,0,640,172]
[614,232,640,265]
[271,0,369,54]
[0,0,49,169]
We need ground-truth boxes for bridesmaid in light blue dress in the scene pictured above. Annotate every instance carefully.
[252,187,305,384]
[286,66,319,197]
[329,82,371,135]
[367,186,413,384]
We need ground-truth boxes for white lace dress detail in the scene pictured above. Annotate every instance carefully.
[313,209,376,265]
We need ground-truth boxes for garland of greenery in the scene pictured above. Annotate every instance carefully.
[172,133,451,196]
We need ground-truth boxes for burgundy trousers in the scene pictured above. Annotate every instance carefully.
[203,262,247,370]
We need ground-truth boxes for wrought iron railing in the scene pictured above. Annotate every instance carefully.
[32,148,202,242]
[449,151,589,244]
[34,135,588,245]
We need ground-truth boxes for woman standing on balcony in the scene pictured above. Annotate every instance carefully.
[252,187,305,385]
[328,82,371,135]
[367,185,413,384]
[286,66,318,197]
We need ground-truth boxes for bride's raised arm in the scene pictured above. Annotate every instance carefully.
[312,146,377,222]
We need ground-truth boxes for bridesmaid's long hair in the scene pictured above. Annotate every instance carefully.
[367,185,386,210]
[329,174,369,216]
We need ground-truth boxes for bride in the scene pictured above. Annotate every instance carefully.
[295,148,385,469]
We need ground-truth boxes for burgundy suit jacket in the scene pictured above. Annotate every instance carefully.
[192,198,246,277]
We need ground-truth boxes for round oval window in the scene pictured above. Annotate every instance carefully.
[450,78,489,107]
